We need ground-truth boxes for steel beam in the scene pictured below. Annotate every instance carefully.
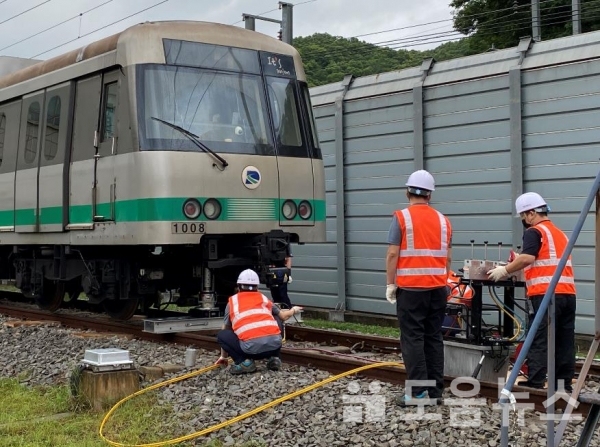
[412,58,434,171]
[333,75,354,318]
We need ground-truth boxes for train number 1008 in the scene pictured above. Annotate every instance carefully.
[171,222,206,234]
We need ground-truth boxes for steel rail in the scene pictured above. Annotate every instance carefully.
[0,303,591,415]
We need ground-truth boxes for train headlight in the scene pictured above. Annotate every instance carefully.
[298,200,312,220]
[282,200,297,220]
[183,199,202,219]
[203,198,222,220]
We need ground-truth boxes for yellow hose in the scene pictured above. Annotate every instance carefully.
[99,360,404,447]
[488,287,523,342]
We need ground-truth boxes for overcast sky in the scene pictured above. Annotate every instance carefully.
[0,0,459,61]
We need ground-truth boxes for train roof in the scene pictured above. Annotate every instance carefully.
[0,20,304,90]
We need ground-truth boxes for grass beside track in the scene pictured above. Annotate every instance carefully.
[301,318,400,339]
[0,377,265,447]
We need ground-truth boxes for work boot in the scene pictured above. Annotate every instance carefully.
[517,380,544,389]
[230,359,256,375]
[395,391,440,407]
[267,356,282,371]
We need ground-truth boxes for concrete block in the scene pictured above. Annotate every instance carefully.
[157,363,185,374]
[79,369,140,411]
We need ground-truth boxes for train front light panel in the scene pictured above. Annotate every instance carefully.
[282,200,297,220]
[203,198,222,220]
[183,199,202,219]
[298,200,312,220]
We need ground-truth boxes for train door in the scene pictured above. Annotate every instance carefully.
[0,100,21,233]
[15,91,45,233]
[68,75,101,229]
[38,82,73,232]
[93,70,120,222]
[67,70,119,229]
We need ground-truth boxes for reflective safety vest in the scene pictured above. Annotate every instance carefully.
[524,221,576,297]
[395,205,451,288]
[229,291,281,341]
[447,270,473,309]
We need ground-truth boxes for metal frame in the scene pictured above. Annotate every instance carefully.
[332,75,354,318]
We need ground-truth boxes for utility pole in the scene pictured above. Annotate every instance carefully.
[531,0,541,41]
[241,2,294,45]
[244,15,255,31]
[572,0,581,34]
[279,2,294,45]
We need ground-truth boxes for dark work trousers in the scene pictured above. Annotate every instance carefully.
[527,294,576,390]
[270,283,292,309]
[396,287,447,398]
[216,329,281,364]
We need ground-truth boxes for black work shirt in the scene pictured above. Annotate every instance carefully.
[521,227,542,257]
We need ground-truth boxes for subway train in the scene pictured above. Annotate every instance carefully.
[0,20,326,319]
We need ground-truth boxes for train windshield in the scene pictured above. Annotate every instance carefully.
[138,65,274,155]
[137,40,319,159]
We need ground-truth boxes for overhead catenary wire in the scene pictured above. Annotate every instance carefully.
[0,0,114,54]
[230,0,318,27]
[297,0,596,60]
[0,0,52,27]
[4,0,591,62]
[298,3,600,62]
[30,0,169,58]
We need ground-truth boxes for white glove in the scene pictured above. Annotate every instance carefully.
[386,284,397,304]
[291,306,303,315]
[287,275,293,284]
[487,266,508,282]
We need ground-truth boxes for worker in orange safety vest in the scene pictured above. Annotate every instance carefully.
[443,271,473,337]
[385,170,452,406]
[487,192,576,393]
[215,269,302,374]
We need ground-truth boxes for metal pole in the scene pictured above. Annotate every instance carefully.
[572,0,581,35]
[547,295,555,447]
[554,186,600,447]
[334,75,353,317]
[509,67,524,252]
[279,2,294,44]
[499,169,600,447]
[243,15,256,31]
[532,0,541,41]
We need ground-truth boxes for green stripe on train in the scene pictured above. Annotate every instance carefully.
[4,197,326,226]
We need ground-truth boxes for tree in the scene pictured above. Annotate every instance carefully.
[294,33,434,87]
[451,0,600,51]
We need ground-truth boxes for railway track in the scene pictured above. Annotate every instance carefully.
[0,301,594,415]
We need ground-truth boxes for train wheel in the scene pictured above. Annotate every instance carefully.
[36,280,65,312]
[103,296,140,321]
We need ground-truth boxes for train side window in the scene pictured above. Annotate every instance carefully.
[25,101,40,164]
[0,113,5,167]
[44,96,61,161]
[266,77,302,147]
[101,82,117,141]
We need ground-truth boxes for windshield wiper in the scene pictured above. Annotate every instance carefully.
[150,117,228,169]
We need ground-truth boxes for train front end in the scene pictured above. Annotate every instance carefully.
[126,24,325,308]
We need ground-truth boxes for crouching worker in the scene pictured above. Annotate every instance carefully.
[215,269,302,374]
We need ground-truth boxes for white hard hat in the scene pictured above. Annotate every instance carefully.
[406,170,435,196]
[237,269,260,285]
[515,192,549,216]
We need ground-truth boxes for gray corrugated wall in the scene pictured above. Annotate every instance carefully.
[289,33,600,335]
